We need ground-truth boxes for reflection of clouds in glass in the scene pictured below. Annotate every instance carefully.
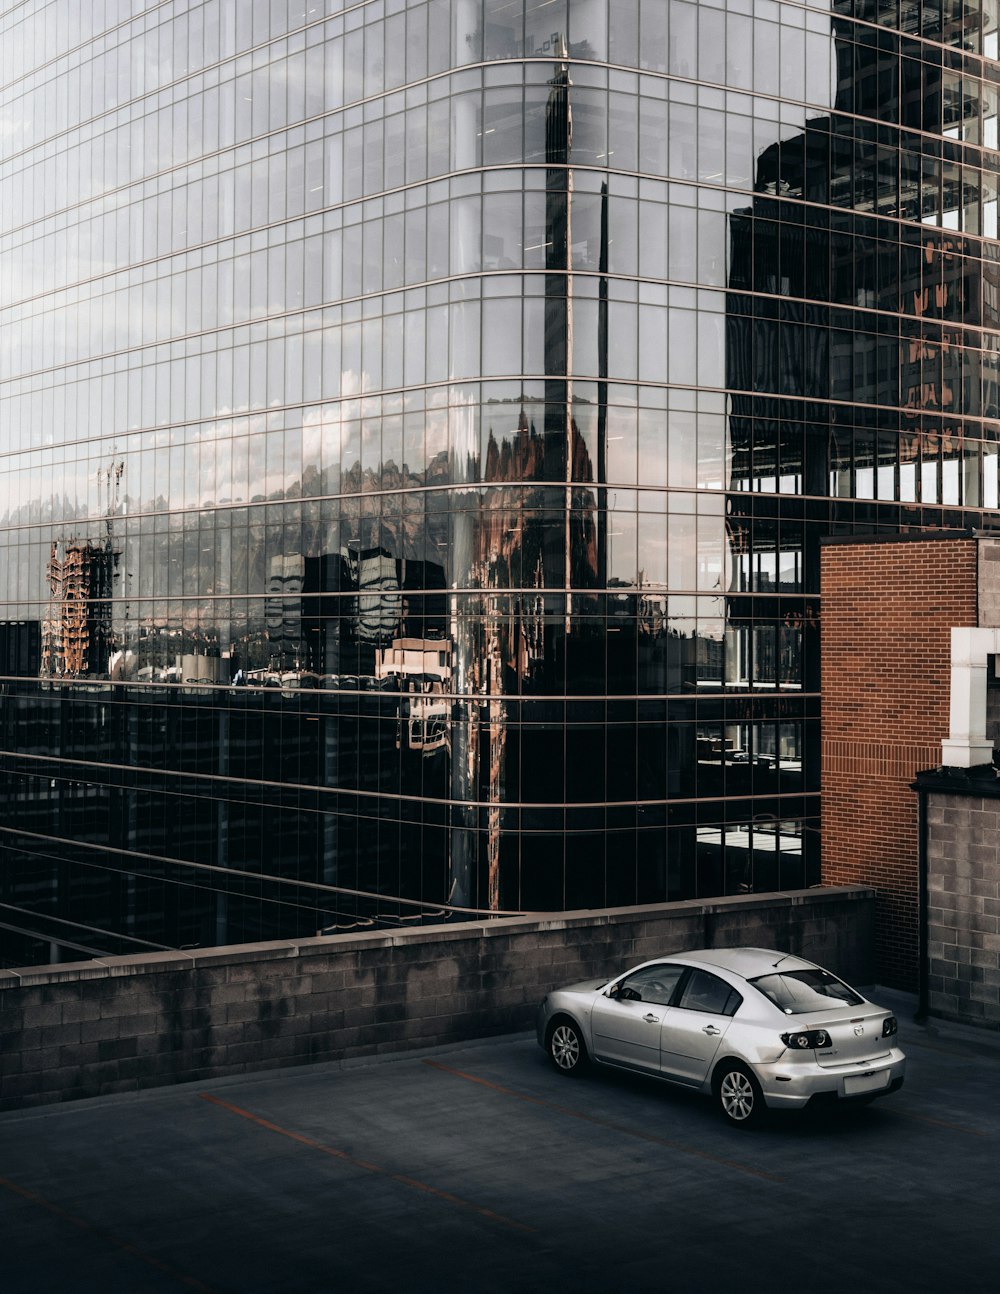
[301,405,329,480]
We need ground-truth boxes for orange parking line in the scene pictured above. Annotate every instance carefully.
[422,1061,784,1183]
[198,1092,535,1233]
[882,1107,987,1137]
[0,1173,216,1292]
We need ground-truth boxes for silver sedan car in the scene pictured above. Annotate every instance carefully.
[536,947,906,1126]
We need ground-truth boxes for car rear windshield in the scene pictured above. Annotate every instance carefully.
[747,969,864,1014]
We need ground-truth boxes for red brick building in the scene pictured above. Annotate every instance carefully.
[820,534,981,988]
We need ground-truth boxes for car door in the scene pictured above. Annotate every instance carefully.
[590,963,686,1070]
[658,969,741,1084]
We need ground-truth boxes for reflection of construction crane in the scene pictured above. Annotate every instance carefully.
[100,458,127,660]
[99,459,125,543]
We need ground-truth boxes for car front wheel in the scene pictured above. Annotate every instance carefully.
[548,1018,588,1075]
[716,1061,766,1127]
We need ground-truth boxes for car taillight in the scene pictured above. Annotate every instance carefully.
[781,1029,831,1050]
[882,1015,897,1038]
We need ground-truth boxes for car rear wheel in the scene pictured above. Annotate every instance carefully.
[716,1061,766,1128]
[548,1018,587,1075]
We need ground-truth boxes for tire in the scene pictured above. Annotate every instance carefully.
[715,1061,766,1128]
[548,1018,588,1075]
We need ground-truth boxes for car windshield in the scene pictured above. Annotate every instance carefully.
[748,968,864,1014]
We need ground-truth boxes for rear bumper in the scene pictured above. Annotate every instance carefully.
[803,1075,905,1109]
[757,1048,907,1110]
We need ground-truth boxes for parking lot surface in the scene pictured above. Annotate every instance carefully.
[2,989,997,1294]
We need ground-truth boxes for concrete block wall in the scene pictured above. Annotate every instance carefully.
[977,536,1000,630]
[0,887,875,1111]
[978,537,1000,747]
[820,534,979,988]
[926,790,1000,1028]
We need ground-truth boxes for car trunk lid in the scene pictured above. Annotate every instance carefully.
[810,1009,892,1068]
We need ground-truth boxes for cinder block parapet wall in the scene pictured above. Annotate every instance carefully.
[0,887,875,1111]
[919,778,1000,1030]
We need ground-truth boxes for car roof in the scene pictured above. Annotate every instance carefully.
[662,947,817,980]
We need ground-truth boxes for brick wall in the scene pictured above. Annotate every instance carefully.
[0,888,875,1112]
[821,536,978,989]
[921,781,1000,1028]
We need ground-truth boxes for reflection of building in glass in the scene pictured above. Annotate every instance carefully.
[264,553,307,672]
[3,2,1000,972]
[41,540,117,679]
[376,637,453,754]
[0,622,40,678]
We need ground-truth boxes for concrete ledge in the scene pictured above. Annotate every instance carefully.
[0,887,875,1110]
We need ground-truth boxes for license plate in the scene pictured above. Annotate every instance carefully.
[844,1070,890,1096]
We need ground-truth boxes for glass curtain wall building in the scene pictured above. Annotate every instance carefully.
[1,0,999,962]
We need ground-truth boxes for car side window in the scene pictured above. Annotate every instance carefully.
[677,969,742,1017]
[617,964,685,1007]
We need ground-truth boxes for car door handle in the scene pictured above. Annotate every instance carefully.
[643,1013,660,1023]
[702,1025,721,1035]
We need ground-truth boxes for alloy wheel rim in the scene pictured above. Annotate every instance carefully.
[552,1025,579,1069]
[721,1071,754,1120]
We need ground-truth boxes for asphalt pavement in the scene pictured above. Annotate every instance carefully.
[1,988,997,1294]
